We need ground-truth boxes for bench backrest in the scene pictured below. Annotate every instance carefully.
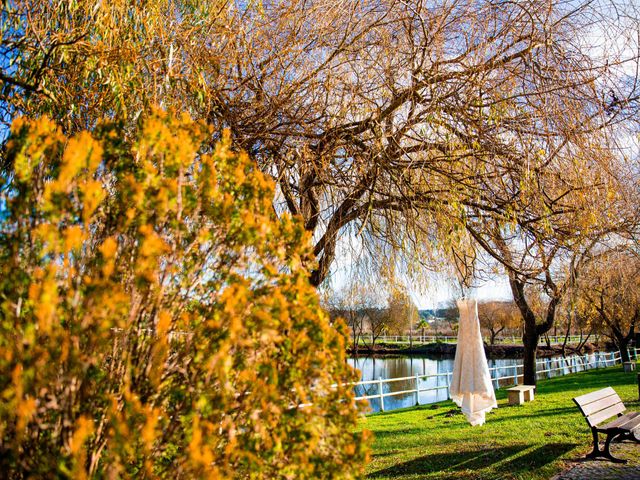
[573,387,626,428]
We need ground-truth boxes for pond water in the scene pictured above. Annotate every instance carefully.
[348,351,618,413]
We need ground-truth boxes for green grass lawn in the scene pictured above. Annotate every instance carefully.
[360,363,640,480]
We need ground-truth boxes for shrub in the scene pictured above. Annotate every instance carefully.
[0,110,368,478]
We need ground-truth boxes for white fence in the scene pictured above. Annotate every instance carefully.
[354,349,638,413]
[356,334,589,345]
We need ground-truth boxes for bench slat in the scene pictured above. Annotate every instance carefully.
[580,392,623,416]
[586,402,626,427]
[574,387,616,407]
[600,411,640,431]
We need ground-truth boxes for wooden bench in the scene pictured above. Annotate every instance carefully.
[573,387,640,463]
[507,385,535,405]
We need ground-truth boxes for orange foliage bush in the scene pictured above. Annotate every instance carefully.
[0,111,368,478]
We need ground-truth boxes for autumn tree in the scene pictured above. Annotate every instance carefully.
[467,220,619,385]
[549,287,593,354]
[3,0,639,289]
[387,287,420,344]
[416,317,430,340]
[463,133,638,384]
[3,0,640,393]
[325,280,384,353]
[0,112,368,478]
[440,299,460,337]
[478,301,519,345]
[459,55,640,381]
[575,248,640,362]
[362,308,393,351]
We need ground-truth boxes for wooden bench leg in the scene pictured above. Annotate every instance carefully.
[586,429,627,463]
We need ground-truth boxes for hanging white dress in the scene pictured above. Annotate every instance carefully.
[450,298,497,426]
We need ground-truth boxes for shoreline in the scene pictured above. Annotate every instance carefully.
[347,341,602,359]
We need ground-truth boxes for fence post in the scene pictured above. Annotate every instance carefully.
[446,373,451,399]
[415,374,420,406]
[568,356,573,373]
[378,377,385,412]
[513,365,518,386]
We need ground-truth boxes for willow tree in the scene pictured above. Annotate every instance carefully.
[574,248,640,362]
[461,121,640,384]
[3,0,639,288]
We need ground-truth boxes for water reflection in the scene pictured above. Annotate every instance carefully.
[348,352,616,413]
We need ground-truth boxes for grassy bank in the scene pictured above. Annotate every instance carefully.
[360,363,640,480]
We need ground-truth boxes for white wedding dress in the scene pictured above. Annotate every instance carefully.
[449,298,497,426]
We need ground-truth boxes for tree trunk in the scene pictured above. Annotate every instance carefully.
[409,323,413,349]
[515,284,559,386]
[371,333,378,351]
[522,321,539,385]
[575,327,593,355]
[602,312,635,363]
[489,326,504,345]
[561,309,571,356]
[353,330,359,355]
[617,336,631,363]
[508,275,546,386]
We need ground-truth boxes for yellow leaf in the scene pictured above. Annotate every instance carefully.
[63,225,85,252]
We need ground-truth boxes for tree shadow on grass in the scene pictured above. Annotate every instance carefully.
[373,428,428,441]
[487,406,577,423]
[499,442,578,472]
[368,443,577,479]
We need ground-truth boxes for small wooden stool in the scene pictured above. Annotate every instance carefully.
[507,385,535,405]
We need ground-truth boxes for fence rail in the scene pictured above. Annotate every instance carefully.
[354,348,639,413]
[356,334,591,345]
